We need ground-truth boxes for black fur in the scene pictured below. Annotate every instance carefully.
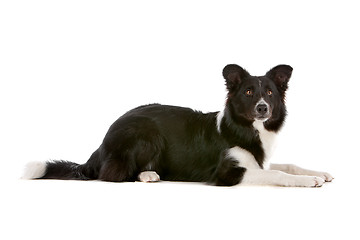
[40,64,292,186]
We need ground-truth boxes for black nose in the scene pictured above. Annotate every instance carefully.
[256,104,268,114]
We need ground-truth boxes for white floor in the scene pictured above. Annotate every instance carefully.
[1,169,358,240]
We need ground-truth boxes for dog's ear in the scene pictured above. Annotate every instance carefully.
[222,64,249,91]
[266,65,293,94]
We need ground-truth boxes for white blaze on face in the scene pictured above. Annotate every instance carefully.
[256,98,269,108]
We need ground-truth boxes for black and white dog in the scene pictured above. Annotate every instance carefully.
[23,64,333,187]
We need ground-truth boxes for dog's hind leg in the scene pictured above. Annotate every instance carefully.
[99,117,165,182]
[99,139,163,182]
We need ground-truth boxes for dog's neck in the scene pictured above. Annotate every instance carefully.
[217,108,265,168]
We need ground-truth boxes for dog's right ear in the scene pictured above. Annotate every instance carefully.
[222,64,248,91]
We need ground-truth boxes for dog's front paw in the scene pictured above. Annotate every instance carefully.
[305,176,325,187]
[313,171,334,182]
[289,176,325,187]
[311,176,325,187]
[321,172,334,182]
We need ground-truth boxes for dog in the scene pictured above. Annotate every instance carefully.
[23,64,333,187]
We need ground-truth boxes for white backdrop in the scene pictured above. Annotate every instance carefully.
[1,0,359,239]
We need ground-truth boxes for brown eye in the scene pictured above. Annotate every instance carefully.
[245,90,253,96]
[267,90,273,96]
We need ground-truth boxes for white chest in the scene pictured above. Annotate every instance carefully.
[226,120,277,170]
[253,120,277,167]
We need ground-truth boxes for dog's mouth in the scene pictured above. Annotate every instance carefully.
[245,112,271,123]
[254,116,270,122]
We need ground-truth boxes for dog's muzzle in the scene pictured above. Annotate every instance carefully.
[255,100,271,121]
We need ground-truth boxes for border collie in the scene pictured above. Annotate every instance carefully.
[23,64,333,187]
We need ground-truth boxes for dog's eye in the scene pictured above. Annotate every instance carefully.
[267,90,272,96]
[245,90,253,96]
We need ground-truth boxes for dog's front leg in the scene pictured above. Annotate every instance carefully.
[241,169,325,187]
[270,164,334,182]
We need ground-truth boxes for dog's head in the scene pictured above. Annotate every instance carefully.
[223,64,293,127]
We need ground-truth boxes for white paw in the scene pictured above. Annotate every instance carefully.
[138,171,160,183]
[312,176,325,187]
[315,172,334,182]
[289,176,325,187]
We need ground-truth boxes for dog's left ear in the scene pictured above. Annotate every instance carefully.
[266,65,293,94]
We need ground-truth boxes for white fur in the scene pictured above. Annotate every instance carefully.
[255,97,269,109]
[237,123,332,187]
[270,164,334,182]
[22,161,47,179]
[138,171,160,183]
[252,120,277,169]
[241,169,325,187]
[227,147,260,169]
[227,121,277,170]
[216,110,224,133]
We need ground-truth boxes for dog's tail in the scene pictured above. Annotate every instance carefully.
[22,160,91,180]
